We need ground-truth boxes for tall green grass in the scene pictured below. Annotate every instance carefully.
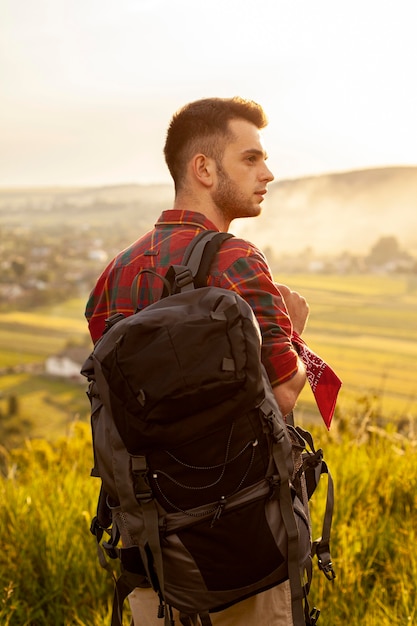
[308,412,417,625]
[1,416,416,625]
[0,423,126,626]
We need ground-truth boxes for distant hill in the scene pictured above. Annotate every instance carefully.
[1,166,416,255]
[234,166,417,255]
[0,183,174,212]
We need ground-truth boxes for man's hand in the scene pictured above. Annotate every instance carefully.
[275,283,309,336]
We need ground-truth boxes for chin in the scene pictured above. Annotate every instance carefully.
[250,205,262,217]
[236,210,262,221]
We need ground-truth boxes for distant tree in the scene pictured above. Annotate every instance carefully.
[366,236,408,266]
[11,257,26,278]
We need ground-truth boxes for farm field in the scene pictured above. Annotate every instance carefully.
[279,273,417,425]
[0,298,91,446]
[0,298,90,367]
[0,274,416,447]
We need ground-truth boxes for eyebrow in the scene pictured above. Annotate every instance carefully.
[242,148,269,159]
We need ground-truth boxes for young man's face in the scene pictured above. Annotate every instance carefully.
[211,118,274,222]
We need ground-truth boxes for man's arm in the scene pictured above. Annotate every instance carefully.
[273,283,309,417]
[215,242,309,416]
[272,359,306,417]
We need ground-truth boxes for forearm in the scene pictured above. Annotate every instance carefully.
[272,357,307,418]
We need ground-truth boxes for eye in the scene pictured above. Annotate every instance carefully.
[246,155,257,163]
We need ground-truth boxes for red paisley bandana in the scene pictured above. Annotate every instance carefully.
[292,331,342,429]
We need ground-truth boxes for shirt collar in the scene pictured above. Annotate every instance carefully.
[156,209,220,232]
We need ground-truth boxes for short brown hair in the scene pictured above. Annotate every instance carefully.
[164,97,268,191]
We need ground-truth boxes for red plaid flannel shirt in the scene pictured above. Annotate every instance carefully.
[85,210,298,386]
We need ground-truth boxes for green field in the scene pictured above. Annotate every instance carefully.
[277,274,417,424]
[0,298,91,446]
[0,300,90,366]
[0,275,416,448]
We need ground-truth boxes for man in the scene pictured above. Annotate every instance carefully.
[86,96,309,625]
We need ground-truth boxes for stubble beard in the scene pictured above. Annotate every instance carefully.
[212,165,261,223]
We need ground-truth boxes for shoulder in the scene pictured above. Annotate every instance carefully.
[111,230,155,270]
[215,235,270,274]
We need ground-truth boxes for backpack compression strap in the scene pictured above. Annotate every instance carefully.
[297,427,335,582]
[259,395,307,625]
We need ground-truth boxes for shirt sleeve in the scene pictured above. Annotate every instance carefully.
[85,267,111,343]
[85,260,136,344]
[213,244,299,386]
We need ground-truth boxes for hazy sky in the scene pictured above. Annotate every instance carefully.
[1,0,416,187]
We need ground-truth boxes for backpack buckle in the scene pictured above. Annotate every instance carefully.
[131,456,153,504]
[102,540,119,560]
[318,559,336,581]
[267,475,281,500]
[90,515,103,539]
[308,607,321,625]
[315,540,336,581]
[264,411,285,443]
[104,312,125,330]
[174,267,194,290]
[135,485,153,504]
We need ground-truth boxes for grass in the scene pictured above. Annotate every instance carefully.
[0,423,121,626]
[1,417,416,625]
[0,374,89,448]
[305,414,417,625]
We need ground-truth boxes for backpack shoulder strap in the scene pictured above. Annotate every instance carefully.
[163,230,234,295]
[182,230,234,288]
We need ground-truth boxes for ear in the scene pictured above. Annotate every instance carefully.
[191,154,216,188]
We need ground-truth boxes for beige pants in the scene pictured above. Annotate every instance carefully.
[129,581,293,626]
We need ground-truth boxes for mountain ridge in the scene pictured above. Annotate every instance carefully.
[234,165,417,254]
[1,166,416,255]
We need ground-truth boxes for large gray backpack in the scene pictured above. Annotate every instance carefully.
[81,231,334,626]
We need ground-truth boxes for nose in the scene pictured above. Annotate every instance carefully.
[262,162,274,183]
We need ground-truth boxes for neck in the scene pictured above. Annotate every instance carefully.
[172,192,230,232]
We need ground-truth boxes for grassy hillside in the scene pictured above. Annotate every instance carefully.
[1,418,416,625]
[0,423,117,626]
